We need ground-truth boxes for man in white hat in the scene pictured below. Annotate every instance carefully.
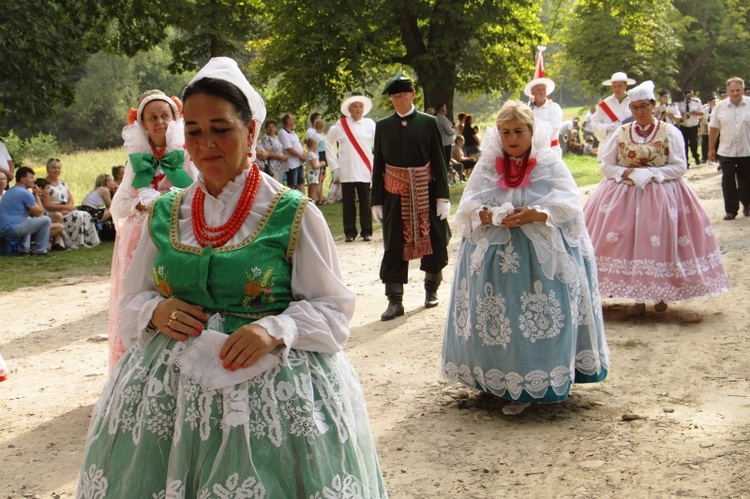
[524,72,563,157]
[325,95,376,242]
[592,71,636,155]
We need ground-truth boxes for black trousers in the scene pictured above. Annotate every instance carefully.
[341,182,372,239]
[718,155,750,214]
[679,125,700,165]
[379,247,449,283]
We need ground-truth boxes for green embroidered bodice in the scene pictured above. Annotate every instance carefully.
[148,187,308,333]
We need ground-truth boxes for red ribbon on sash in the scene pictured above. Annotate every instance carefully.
[598,101,619,122]
[340,118,372,172]
[550,139,559,147]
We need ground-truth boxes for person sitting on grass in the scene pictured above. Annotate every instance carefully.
[0,167,62,256]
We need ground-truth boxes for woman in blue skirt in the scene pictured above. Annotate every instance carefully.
[441,100,609,416]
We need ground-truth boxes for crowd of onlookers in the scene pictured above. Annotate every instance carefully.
[0,148,124,256]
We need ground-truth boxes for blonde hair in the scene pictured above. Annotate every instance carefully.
[314,118,326,131]
[496,99,535,130]
[304,137,317,150]
[94,173,111,189]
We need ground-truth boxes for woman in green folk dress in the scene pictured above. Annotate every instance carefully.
[76,57,387,499]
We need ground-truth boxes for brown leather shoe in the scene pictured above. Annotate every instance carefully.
[723,212,737,220]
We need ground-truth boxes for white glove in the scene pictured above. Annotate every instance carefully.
[372,205,383,223]
[436,199,451,220]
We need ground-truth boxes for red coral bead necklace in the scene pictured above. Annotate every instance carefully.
[192,164,261,248]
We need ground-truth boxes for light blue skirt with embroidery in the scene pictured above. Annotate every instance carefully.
[441,230,609,403]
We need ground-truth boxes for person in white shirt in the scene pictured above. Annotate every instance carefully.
[278,113,306,192]
[655,89,682,125]
[677,88,703,167]
[709,77,750,220]
[325,96,376,242]
[592,72,635,158]
[523,74,563,157]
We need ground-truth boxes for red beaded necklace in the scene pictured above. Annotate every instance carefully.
[503,151,531,188]
[150,141,166,189]
[191,164,261,248]
[630,120,660,143]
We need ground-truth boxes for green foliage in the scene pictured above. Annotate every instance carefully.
[256,0,543,118]
[561,0,680,96]
[1,131,59,167]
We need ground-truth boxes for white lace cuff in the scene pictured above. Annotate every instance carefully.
[133,294,164,348]
[255,314,298,365]
[529,204,555,229]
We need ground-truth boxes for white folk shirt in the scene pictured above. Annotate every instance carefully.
[531,99,563,157]
[325,116,376,183]
[710,95,750,158]
[677,98,703,127]
[592,93,632,145]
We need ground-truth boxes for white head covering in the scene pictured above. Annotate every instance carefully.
[602,72,636,86]
[628,80,655,102]
[340,95,373,118]
[186,57,267,151]
[136,92,181,126]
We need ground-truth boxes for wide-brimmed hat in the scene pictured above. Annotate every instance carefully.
[523,78,555,98]
[340,95,373,117]
[602,72,636,86]
[523,46,555,98]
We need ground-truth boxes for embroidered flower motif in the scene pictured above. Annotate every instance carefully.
[153,266,173,298]
[678,236,690,247]
[618,142,626,149]
[242,268,276,310]
[653,141,663,147]
[78,464,108,499]
[498,243,520,274]
[606,232,619,243]
[518,281,564,343]
[627,150,637,159]
[651,235,660,247]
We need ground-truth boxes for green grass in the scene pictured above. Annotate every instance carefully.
[1,149,593,294]
[0,242,114,293]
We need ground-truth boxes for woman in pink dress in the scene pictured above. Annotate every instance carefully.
[584,81,729,316]
[108,90,198,370]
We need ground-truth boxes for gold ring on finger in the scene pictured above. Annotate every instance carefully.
[168,318,173,328]
[170,310,179,320]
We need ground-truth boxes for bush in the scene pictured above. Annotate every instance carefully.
[2,131,60,168]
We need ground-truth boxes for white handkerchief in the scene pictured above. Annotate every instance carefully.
[628,169,653,189]
[176,329,280,391]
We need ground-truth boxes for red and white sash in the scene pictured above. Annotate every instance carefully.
[340,118,372,172]
[598,101,619,122]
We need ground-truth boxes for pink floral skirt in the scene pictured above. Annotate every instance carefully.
[583,178,730,302]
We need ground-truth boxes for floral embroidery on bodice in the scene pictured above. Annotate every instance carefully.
[616,121,670,168]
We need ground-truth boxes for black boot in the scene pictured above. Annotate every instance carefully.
[424,272,442,308]
[381,282,404,321]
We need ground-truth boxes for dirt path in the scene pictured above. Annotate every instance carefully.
[1,161,749,498]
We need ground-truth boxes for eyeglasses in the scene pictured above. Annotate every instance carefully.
[629,104,651,112]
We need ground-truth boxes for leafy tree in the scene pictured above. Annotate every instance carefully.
[671,0,750,95]
[256,0,544,119]
[561,0,680,96]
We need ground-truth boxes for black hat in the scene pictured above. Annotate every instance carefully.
[683,88,694,95]
[719,89,728,96]
[382,69,415,95]
[658,89,670,96]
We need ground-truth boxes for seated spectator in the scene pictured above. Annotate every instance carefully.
[452,135,476,180]
[79,173,117,241]
[0,167,63,256]
[34,179,66,250]
[41,158,100,249]
[0,170,9,199]
[0,139,14,183]
[583,136,598,157]
[111,165,125,191]
[559,117,580,155]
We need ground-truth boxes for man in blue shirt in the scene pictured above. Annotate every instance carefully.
[0,167,60,256]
